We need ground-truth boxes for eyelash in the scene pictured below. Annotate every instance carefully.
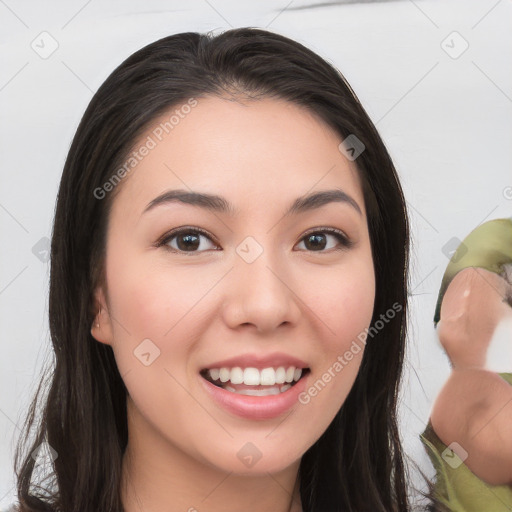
[155,226,353,255]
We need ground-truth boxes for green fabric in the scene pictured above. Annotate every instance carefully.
[434,218,512,325]
[420,373,512,511]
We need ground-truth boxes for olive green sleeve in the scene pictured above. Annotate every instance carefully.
[420,373,512,511]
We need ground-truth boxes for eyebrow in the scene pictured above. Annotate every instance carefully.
[142,188,362,217]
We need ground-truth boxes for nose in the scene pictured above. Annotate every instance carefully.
[221,249,302,334]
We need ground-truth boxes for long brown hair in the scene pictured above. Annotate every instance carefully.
[13,27,410,511]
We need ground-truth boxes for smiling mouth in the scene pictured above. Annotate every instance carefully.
[200,366,310,396]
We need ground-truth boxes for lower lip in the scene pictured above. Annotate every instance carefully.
[199,372,309,420]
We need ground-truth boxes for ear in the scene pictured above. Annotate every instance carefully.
[90,285,114,346]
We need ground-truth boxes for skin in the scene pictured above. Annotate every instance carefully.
[431,267,512,485]
[90,95,376,512]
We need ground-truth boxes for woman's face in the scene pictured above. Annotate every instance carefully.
[92,95,375,475]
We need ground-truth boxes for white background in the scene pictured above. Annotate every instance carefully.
[1,0,511,509]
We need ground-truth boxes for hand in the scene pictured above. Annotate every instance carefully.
[437,267,512,369]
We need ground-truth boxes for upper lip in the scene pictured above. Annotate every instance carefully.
[201,352,309,371]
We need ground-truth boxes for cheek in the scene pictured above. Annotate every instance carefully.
[106,248,201,337]
[104,255,205,417]
[104,246,210,382]
[314,258,375,347]
[302,253,375,401]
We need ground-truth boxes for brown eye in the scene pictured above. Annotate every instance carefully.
[297,229,352,252]
[157,226,352,255]
[159,228,219,253]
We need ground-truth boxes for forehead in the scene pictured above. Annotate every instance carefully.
[110,95,364,220]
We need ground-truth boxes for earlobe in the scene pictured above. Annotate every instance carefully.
[90,287,114,346]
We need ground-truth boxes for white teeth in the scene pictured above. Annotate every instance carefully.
[235,387,281,396]
[285,367,295,383]
[243,367,260,386]
[230,367,244,385]
[275,367,286,384]
[224,384,293,396]
[206,365,305,386]
[260,368,275,385]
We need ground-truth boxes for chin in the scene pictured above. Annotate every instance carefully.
[198,438,305,476]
